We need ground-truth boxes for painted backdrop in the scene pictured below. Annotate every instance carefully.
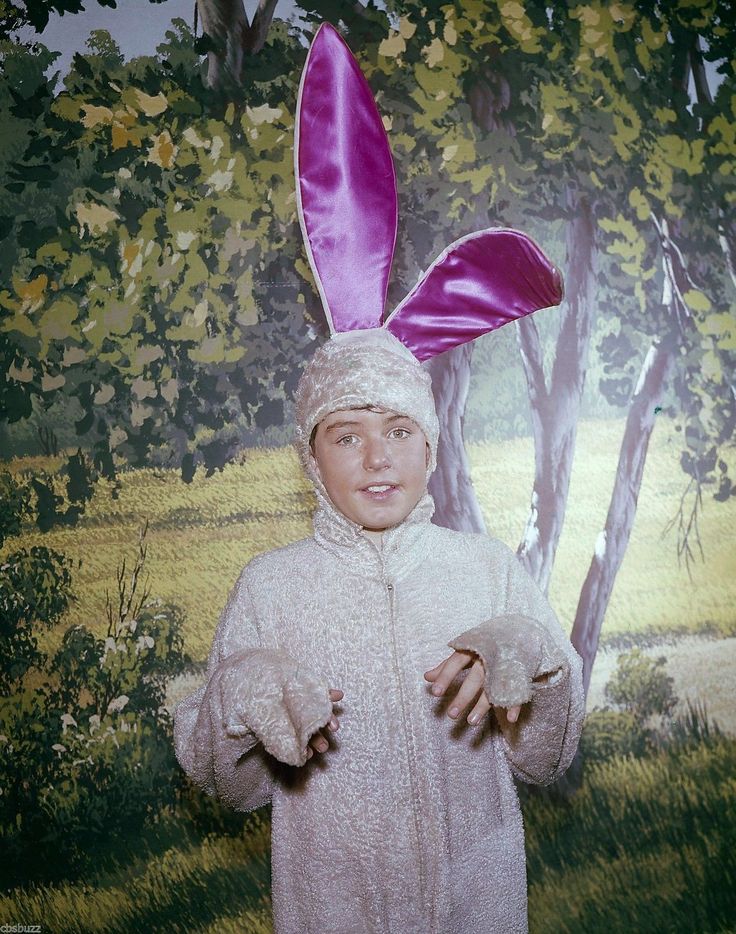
[1,1,734,931]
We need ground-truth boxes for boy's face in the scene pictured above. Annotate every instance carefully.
[310,407,430,534]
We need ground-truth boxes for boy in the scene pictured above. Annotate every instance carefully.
[174,327,585,933]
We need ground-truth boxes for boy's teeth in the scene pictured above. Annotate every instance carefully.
[367,485,392,492]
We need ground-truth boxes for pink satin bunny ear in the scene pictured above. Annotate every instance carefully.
[383,229,563,362]
[295,23,398,334]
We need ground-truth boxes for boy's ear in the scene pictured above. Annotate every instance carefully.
[309,435,323,482]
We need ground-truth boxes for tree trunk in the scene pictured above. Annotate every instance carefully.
[689,34,713,108]
[570,207,697,696]
[427,342,487,533]
[570,336,675,695]
[197,0,279,89]
[515,191,596,594]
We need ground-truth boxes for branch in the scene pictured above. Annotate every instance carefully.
[197,0,248,42]
[196,0,249,86]
[661,477,705,580]
[516,314,548,410]
[245,0,279,54]
[650,212,701,336]
[717,208,736,292]
[689,34,713,108]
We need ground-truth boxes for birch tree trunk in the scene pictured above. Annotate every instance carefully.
[570,210,696,695]
[427,342,487,533]
[570,337,675,695]
[515,191,596,595]
[569,35,714,698]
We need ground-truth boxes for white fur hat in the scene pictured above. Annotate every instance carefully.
[294,329,440,489]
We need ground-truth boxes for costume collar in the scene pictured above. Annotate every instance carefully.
[311,483,435,582]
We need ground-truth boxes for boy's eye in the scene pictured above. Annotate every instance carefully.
[335,426,412,445]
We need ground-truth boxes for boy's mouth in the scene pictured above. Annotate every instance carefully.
[360,484,399,499]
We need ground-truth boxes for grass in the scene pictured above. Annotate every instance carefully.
[524,728,736,933]
[3,724,733,933]
[468,416,736,646]
[3,416,734,660]
[0,811,273,934]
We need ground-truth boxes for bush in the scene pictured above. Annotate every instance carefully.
[604,648,677,722]
[0,505,191,889]
[579,647,680,767]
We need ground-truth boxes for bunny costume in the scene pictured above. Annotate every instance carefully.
[174,23,584,934]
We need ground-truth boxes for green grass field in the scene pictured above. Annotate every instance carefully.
[4,416,734,660]
[524,726,736,933]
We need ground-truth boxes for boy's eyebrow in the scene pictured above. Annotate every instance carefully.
[324,414,412,434]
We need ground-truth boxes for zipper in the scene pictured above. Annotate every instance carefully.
[383,574,433,931]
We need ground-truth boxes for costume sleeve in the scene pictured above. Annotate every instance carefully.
[173,565,333,812]
[448,541,584,786]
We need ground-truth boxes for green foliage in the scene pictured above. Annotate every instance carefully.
[2,2,734,516]
[0,510,190,889]
[0,542,73,686]
[0,469,74,690]
[605,647,678,721]
[1,23,319,481]
[580,648,680,766]
[0,467,30,544]
[578,707,651,762]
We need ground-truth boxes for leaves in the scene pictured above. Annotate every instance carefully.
[0,3,733,506]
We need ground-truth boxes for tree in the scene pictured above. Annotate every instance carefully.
[567,1,736,693]
[1,24,322,482]
[2,1,733,701]
[373,0,734,698]
[196,0,280,89]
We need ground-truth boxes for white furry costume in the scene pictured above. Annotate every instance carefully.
[173,473,584,932]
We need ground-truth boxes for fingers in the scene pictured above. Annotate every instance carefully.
[423,661,443,680]
[306,727,331,759]
[424,653,494,726]
[328,688,341,731]
[446,661,491,723]
[505,705,521,724]
[306,689,343,762]
[424,650,476,694]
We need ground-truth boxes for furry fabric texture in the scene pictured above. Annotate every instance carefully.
[293,328,440,490]
[174,488,584,933]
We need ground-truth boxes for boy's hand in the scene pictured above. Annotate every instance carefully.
[424,651,522,725]
[305,688,343,759]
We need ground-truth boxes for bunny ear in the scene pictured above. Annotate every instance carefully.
[295,23,398,334]
[383,229,564,362]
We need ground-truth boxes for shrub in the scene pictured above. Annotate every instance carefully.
[604,648,677,722]
[0,509,191,888]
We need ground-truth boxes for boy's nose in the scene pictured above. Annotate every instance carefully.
[363,438,391,469]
